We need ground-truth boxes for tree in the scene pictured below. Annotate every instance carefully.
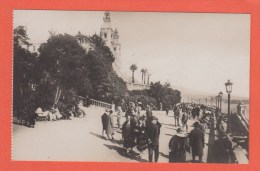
[86,45,127,103]
[130,64,137,83]
[148,81,181,109]
[13,26,39,117]
[38,33,91,108]
[89,34,114,62]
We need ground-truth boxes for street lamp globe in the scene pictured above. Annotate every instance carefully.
[219,91,223,97]
[225,80,233,94]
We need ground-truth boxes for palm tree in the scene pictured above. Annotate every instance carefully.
[141,68,145,84]
[130,64,138,83]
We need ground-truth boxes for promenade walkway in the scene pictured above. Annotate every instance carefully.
[12,106,211,162]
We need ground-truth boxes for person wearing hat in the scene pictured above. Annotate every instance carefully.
[145,105,153,125]
[135,102,142,119]
[101,109,109,138]
[168,127,190,162]
[122,115,136,153]
[189,121,205,163]
[213,133,232,163]
[106,109,115,140]
[135,119,148,158]
[146,116,160,162]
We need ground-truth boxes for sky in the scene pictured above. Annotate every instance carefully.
[13,10,250,98]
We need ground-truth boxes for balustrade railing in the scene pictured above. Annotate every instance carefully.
[78,96,112,109]
[89,98,112,109]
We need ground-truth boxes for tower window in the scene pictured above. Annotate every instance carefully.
[104,33,107,38]
[114,47,116,51]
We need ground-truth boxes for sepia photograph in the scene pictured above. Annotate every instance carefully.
[12,10,250,163]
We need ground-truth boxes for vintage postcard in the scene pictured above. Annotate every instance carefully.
[0,0,260,171]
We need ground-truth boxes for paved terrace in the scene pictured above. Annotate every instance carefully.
[12,106,212,162]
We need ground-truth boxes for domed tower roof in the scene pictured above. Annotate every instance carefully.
[101,11,112,29]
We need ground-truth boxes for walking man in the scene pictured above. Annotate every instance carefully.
[106,109,115,140]
[146,116,160,162]
[189,121,205,163]
[181,109,189,131]
[174,106,180,126]
[101,109,109,138]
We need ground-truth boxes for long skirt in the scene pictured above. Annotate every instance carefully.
[169,150,186,163]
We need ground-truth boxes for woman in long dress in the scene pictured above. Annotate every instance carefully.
[169,128,190,163]
[122,116,135,153]
[134,119,148,157]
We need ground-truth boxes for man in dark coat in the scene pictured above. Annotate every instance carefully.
[101,109,109,138]
[189,121,205,163]
[146,116,160,162]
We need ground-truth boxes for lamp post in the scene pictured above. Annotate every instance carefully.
[199,98,201,104]
[211,97,213,106]
[225,80,233,133]
[206,98,207,106]
[219,91,223,113]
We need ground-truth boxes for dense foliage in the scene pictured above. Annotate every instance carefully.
[13,26,181,118]
[126,81,181,110]
[13,26,127,116]
[13,26,39,117]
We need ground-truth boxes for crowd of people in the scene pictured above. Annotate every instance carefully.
[101,102,162,162]
[21,100,88,128]
[100,102,215,163]
[22,99,229,163]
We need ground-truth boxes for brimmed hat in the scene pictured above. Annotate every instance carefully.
[105,108,110,112]
[176,128,187,137]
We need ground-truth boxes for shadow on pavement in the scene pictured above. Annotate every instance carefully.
[161,123,175,127]
[159,152,169,159]
[90,132,123,145]
[89,132,107,140]
[165,126,178,130]
[110,138,123,145]
[103,144,148,162]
